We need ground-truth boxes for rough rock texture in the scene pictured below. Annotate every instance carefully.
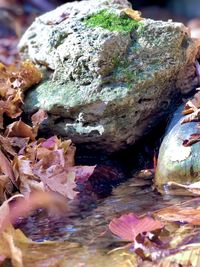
[19,0,198,153]
[155,105,200,193]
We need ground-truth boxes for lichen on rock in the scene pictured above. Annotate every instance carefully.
[18,0,198,153]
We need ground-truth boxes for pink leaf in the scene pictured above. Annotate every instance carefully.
[41,136,58,149]
[70,165,96,184]
[109,213,163,241]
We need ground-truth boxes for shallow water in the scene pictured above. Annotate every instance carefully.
[17,171,192,266]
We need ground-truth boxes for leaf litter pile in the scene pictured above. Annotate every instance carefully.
[0,60,98,266]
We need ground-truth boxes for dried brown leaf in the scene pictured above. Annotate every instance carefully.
[183,90,200,114]
[0,149,16,185]
[5,120,36,140]
[122,8,143,21]
[31,109,47,128]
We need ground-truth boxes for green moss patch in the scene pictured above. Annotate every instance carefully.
[84,9,141,32]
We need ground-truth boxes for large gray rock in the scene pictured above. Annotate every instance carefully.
[19,0,198,153]
[155,104,200,193]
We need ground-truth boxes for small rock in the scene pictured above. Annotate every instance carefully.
[19,0,198,153]
[155,104,200,193]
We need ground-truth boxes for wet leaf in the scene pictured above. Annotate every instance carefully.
[154,198,200,225]
[182,133,200,146]
[109,213,163,241]
[167,181,200,197]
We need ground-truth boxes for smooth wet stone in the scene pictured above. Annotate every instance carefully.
[155,104,200,193]
[19,0,198,153]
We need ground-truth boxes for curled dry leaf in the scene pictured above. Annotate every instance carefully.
[13,61,42,92]
[5,120,36,141]
[122,8,143,21]
[109,213,163,241]
[182,91,200,116]
[5,109,47,141]
[0,61,42,127]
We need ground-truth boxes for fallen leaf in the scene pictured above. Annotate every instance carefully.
[122,8,143,21]
[0,135,17,156]
[0,61,42,128]
[5,120,36,140]
[109,213,163,242]
[183,89,200,113]
[0,175,13,203]
[166,181,200,197]
[31,109,47,128]
[182,133,200,146]
[72,165,96,184]
[0,149,16,185]
[154,198,200,225]
[181,108,200,124]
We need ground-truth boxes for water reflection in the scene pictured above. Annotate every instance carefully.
[19,171,190,248]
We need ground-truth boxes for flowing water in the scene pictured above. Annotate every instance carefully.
[17,170,191,267]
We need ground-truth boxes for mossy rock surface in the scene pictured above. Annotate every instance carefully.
[84,9,141,32]
[155,105,200,192]
[19,0,198,153]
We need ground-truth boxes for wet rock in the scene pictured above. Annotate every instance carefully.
[155,104,200,193]
[19,0,198,153]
